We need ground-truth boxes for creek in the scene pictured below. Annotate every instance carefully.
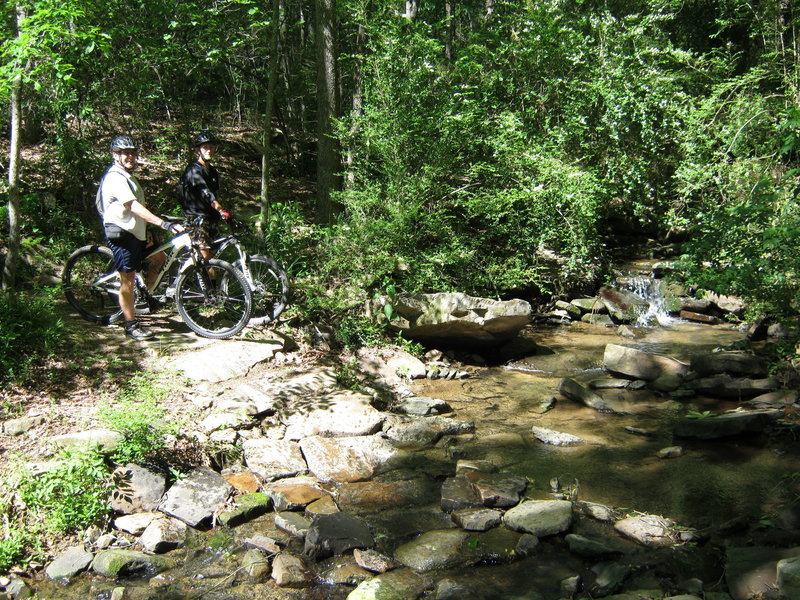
[26,277,800,600]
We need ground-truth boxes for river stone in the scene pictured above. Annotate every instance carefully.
[265,478,328,510]
[299,435,404,483]
[599,286,649,323]
[741,389,799,409]
[241,548,270,581]
[356,347,428,387]
[395,396,451,416]
[229,383,282,415]
[466,472,528,508]
[705,291,745,317]
[576,501,619,522]
[319,555,372,586]
[565,534,624,558]
[451,508,503,531]
[503,500,573,537]
[114,512,158,535]
[604,344,690,383]
[688,375,780,398]
[394,529,476,572]
[198,410,253,433]
[571,298,607,313]
[243,534,282,554]
[281,390,385,439]
[170,339,283,382]
[338,479,439,510]
[614,514,677,547]
[531,426,586,446]
[475,527,523,564]
[387,292,532,348]
[158,467,233,527]
[242,438,307,480]
[725,546,800,600]
[558,378,613,413]
[587,561,631,596]
[223,471,261,493]
[110,464,167,514]
[778,556,800,599]
[673,409,783,439]
[139,516,187,553]
[271,552,312,587]
[582,313,615,326]
[91,549,171,578]
[45,546,94,580]
[275,511,312,538]
[354,548,397,573]
[441,476,483,513]
[4,577,31,599]
[346,568,430,600]
[690,351,768,377]
[49,429,123,454]
[306,494,340,517]
[304,513,375,559]
[217,492,272,527]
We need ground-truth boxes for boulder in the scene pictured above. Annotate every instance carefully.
[158,467,233,527]
[688,375,780,398]
[91,549,172,578]
[614,514,678,547]
[604,344,690,383]
[299,435,405,483]
[503,500,573,537]
[778,556,800,600]
[598,286,649,323]
[242,438,308,481]
[109,464,167,514]
[386,292,532,348]
[280,390,385,439]
[271,552,312,588]
[139,516,187,553]
[304,513,375,559]
[690,351,768,378]
[217,492,272,527]
[45,546,94,580]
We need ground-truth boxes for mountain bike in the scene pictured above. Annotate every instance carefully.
[62,221,253,339]
[209,218,290,326]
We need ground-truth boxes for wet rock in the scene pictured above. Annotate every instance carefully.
[110,464,167,514]
[778,556,800,599]
[50,429,122,454]
[91,549,172,578]
[275,511,311,539]
[474,527,523,564]
[558,378,613,413]
[451,508,503,531]
[577,501,619,522]
[299,435,405,483]
[466,471,528,508]
[319,555,373,585]
[4,577,32,599]
[555,300,582,318]
[673,409,783,440]
[725,546,800,600]
[503,500,573,537]
[3,415,45,436]
[531,426,586,446]
[395,396,451,416]
[387,292,533,348]
[45,546,94,580]
[346,568,430,600]
[741,390,798,409]
[217,492,272,527]
[587,561,631,596]
[564,534,624,558]
[158,467,233,528]
[455,459,498,474]
[690,351,768,378]
[264,478,328,510]
[139,516,187,553]
[338,479,439,510]
[687,375,779,398]
[614,514,678,547]
[589,378,633,390]
[241,548,270,581]
[571,298,607,313]
[242,438,307,481]
[680,310,722,324]
[441,476,483,513]
[304,513,375,559]
[582,313,615,326]
[354,548,397,573]
[271,552,312,587]
[599,286,649,323]
[306,494,340,517]
[604,344,690,384]
[114,512,158,535]
[657,446,683,459]
[243,534,282,554]
[369,506,456,540]
[281,390,385,439]
[705,292,745,317]
[394,529,476,572]
[516,533,541,556]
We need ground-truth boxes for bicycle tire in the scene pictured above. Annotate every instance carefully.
[235,254,290,326]
[174,258,252,339]
[63,245,124,325]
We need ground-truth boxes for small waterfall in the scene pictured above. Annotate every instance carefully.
[619,275,681,328]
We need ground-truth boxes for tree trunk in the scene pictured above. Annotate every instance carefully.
[3,5,24,290]
[344,20,365,188]
[258,0,282,232]
[314,0,341,223]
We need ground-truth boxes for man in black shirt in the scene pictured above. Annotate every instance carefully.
[178,133,231,259]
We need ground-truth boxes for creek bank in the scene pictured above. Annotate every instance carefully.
[5,330,799,600]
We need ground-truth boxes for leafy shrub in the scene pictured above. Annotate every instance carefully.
[19,448,110,534]
[0,530,28,572]
[98,373,177,464]
[0,287,65,383]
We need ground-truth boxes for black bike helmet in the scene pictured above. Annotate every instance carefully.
[194,132,216,147]
[110,135,137,153]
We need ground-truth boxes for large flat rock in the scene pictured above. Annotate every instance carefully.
[281,390,385,439]
[170,340,284,382]
[300,435,406,483]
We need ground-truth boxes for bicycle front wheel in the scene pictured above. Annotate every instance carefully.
[174,258,252,339]
[235,254,290,326]
[63,245,123,325]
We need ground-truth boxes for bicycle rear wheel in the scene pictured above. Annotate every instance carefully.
[63,245,123,325]
[235,254,290,326]
[174,258,252,339]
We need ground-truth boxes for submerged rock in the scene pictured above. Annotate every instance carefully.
[673,409,783,439]
[91,549,172,578]
[394,529,476,572]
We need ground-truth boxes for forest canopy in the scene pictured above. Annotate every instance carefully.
[1,0,799,324]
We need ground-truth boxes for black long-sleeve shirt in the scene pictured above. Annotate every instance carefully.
[178,161,220,221]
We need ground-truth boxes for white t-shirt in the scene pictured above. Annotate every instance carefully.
[100,165,146,241]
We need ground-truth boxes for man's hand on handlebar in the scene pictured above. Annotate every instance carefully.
[160,220,185,234]
[219,208,231,221]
